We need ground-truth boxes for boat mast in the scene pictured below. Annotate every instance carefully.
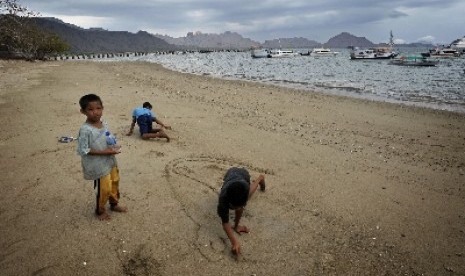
[389,30,394,47]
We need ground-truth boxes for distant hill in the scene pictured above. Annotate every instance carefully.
[325,32,375,48]
[154,31,260,50]
[258,33,375,49]
[261,37,321,49]
[32,17,177,53]
[27,17,433,54]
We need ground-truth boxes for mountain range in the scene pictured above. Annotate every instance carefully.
[32,17,175,53]
[32,17,432,53]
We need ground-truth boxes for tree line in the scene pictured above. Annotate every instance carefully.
[0,0,69,60]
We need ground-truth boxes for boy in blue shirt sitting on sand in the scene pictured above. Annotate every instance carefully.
[77,94,127,220]
[126,101,171,142]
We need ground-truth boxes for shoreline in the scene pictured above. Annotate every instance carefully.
[92,57,465,115]
[97,50,465,115]
[179,67,465,115]
[1,60,464,275]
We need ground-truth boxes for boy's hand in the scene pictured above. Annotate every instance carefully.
[113,145,122,154]
[126,130,133,136]
[231,241,241,255]
[163,125,172,130]
[106,145,121,154]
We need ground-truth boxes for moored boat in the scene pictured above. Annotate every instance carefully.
[350,47,397,60]
[421,47,461,58]
[251,49,271,58]
[350,31,397,60]
[310,48,339,57]
[450,36,465,53]
[388,55,439,67]
[269,49,300,58]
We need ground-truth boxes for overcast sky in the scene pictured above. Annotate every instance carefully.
[17,0,465,44]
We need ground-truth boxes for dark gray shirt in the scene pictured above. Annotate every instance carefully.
[217,167,250,224]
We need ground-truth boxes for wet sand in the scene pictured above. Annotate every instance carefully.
[0,60,464,275]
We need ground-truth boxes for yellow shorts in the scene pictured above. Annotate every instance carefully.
[94,167,120,215]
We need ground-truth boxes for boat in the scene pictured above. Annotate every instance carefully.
[421,47,461,58]
[251,49,271,58]
[310,48,339,57]
[388,55,439,67]
[269,49,300,58]
[450,36,465,53]
[350,47,397,59]
[350,31,397,60]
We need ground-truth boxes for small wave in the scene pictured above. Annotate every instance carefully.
[314,81,365,92]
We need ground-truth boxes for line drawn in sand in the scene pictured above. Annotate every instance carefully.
[164,155,274,262]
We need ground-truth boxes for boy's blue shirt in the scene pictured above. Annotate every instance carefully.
[132,107,156,119]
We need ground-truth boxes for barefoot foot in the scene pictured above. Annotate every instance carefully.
[97,212,111,221]
[110,205,128,212]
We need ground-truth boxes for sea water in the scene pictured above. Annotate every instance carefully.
[105,48,465,113]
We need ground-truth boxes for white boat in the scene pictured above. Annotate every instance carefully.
[310,48,339,56]
[269,49,300,58]
[421,47,461,58]
[350,31,397,60]
[251,49,271,58]
[450,36,465,52]
[350,47,397,60]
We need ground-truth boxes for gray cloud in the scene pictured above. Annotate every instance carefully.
[16,0,465,44]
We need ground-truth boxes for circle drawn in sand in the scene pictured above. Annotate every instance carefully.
[164,156,273,261]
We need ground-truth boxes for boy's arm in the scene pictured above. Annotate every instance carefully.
[223,207,250,256]
[233,208,249,234]
[222,222,241,255]
[88,147,120,155]
[154,118,171,130]
[248,174,265,199]
[127,117,136,135]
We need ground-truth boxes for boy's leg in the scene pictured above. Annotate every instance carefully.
[142,128,170,142]
[138,117,170,141]
[95,175,112,220]
[108,167,127,212]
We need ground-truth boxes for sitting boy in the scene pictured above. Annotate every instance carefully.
[126,102,171,142]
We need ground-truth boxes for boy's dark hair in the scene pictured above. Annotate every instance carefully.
[79,94,102,109]
[142,102,152,109]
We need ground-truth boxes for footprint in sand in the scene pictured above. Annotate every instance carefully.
[163,156,273,261]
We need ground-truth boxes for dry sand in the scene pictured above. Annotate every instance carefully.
[0,60,464,276]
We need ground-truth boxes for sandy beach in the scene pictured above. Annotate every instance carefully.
[0,59,464,275]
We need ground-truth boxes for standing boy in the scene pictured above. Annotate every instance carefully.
[126,101,171,142]
[217,167,266,256]
[77,94,127,220]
